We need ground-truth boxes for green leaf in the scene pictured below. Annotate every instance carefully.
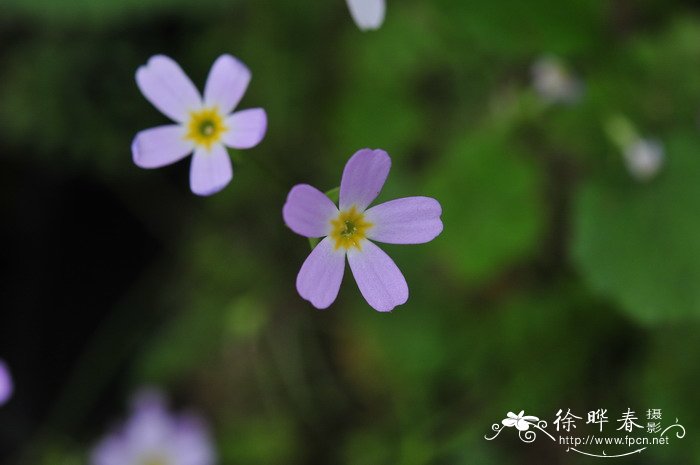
[572,132,700,323]
[324,186,340,204]
[439,0,604,59]
[426,126,544,284]
[330,6,447,157]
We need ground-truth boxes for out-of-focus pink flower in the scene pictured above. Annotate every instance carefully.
[0,360,13,406]
[91,389,216,465]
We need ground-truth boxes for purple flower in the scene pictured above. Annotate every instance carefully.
[91,389,216,465]
[132,54,267,196]
[0,360,13,406]
[346,0,385,31]
[283,149,443,312]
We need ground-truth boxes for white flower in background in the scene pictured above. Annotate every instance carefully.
[502,411,539,431]
[91,389,216,465]
[531,55,582,104]
[623,138,665,182]
[346,0,386,31]
[605,116,665,182]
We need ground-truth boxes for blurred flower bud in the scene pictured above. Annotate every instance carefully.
[605,115,664,182]
[531,55,583,104]
[623,138,665,182]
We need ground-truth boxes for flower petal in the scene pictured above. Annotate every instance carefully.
[124,391,172,450]
[222,108,267,149]
[364,196,443,244]
[339,149,391,211]
[189,144,233,196]
[136,55,202,123]
[0,360,13,406]
[502,418,517,427]
[132,125,194,169]
[91,435,128,465]
[172,414,217,465]
[346,0,386,31]
[347,240,408,311]
[296,237,346,309]
[283,184,339,238]
[204,54,251,115]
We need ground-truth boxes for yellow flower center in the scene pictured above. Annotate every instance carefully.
[330,206,373,250]
[185,107,227,150]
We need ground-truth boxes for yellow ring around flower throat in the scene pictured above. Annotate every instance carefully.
[330,206,373,250]
[185,107,227,150]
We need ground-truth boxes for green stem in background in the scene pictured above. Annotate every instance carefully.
[232,150,291,192]
[308,187,339,250]
[604,114,639,152]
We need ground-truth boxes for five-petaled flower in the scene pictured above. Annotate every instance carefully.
[91,389,216,465]
[346,0,386,31]
[0,359,13,406]
[283,149,443,312]
[132,54,267,196]
[502,411,539,431]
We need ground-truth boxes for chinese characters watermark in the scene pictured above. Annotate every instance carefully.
[485,408,685,458]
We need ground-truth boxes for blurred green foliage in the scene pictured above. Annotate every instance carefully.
[2,0,700,464]
[428,124,544,285]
